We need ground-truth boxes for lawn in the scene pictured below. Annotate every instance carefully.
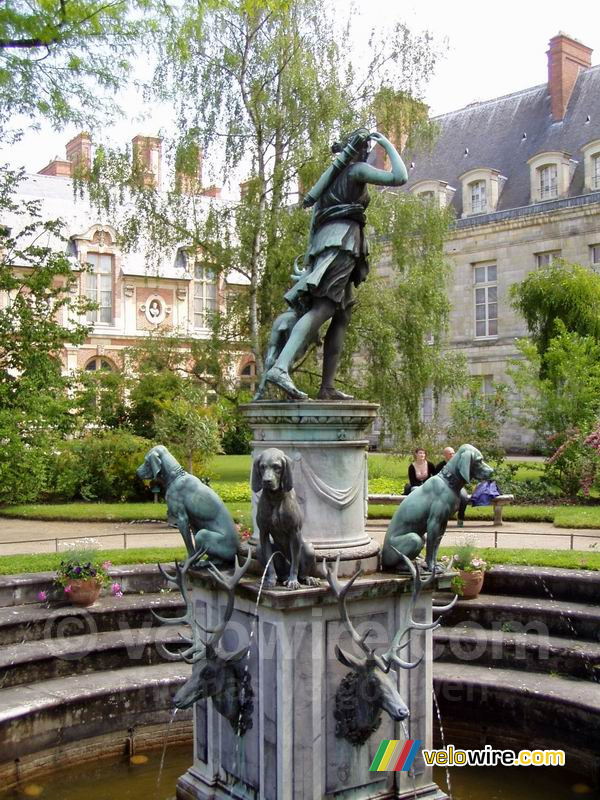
[208,453,546,484]
[0,545,598,576]
[0,501,254,528]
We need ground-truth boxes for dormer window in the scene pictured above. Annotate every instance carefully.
[409,180,455,208]
[581,140,600,192]
[459,168,503,217]
[470,180,487,213]
[539,164,558,200]
[527,151,572,203]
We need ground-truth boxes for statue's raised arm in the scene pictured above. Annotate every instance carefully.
[258,128,408,403]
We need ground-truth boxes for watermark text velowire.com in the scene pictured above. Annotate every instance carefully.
[370,741,565,771]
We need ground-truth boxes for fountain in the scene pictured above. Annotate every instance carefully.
[152,127,458,799]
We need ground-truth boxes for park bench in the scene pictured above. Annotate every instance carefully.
[368,493,515,526]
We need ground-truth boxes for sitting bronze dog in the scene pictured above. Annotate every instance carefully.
[252,448,319,590]
[137,445,239,565]
[382,443,493,573]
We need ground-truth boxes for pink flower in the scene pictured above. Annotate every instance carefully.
[64,584,72,594]
[102,561,112,570]
[111,583,123,598]
[37,590,47,602]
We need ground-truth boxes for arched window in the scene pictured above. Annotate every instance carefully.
[85,356,115,372]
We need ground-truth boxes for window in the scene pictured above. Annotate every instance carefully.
[535,250,561,267]
[474,263,497,338]
[417,190,435,202]
[194,265,217,328]
[85,253,113,324]
[593,155,600,191]
[470,180,487,213]
[591,245,600,268]
[85,357,115,371]
[539,164,558,200]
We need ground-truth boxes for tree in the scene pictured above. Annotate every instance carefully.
[86,0,463,445]
[445,378,508,465]
[508,324,600,493]
[154,383,221,474]
[0,0,156,128]
[510,260,600,371]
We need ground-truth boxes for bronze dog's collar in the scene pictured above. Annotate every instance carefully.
[439,467,463,494]
[163,465,186,488]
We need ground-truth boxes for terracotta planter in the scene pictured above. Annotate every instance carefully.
[67,578,102,607]
[457,569,484,599]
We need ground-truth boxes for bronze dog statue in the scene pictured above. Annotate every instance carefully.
[252,448,319,590]
[382,444,493,573]
[137,445,239,565]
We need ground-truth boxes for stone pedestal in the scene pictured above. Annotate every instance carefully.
[176,574,451,800]
[239,401,380,573]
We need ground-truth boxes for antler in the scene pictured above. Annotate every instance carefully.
[323,554,376,662]
[202,551,253,656]
[378,552,457,672]
[153,550,211,662]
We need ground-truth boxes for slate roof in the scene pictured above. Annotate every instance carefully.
[4,173,249,284]
[402,64,600,217]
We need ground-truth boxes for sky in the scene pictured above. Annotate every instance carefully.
[7,0,600,177]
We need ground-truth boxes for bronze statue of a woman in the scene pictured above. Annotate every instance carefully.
[261,128,408,401]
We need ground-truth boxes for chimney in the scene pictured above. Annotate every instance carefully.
[175,142,203,194]
[38,157,73,177]
[200,185,221,199]
[547,33,592,121]
[132,135,162,188]
[65,132,92,173]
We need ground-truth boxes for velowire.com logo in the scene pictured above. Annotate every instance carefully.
[369,739,422,772]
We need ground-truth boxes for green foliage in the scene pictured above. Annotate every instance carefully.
[218,403,252,455]
[0,0,157,128]
[342,194,465,444]
[446,378,508,464]
[509,325,600,497]
[48,430,152,502]
[0,409,59,503]
[154,383,221,473]
[510,260,600,369]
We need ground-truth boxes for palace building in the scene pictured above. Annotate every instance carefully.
[4,134,253,382]
[401,33,600,449]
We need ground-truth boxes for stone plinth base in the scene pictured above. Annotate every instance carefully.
[240,401,381,574]
[176,571,452,800]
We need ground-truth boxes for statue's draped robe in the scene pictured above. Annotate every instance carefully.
[285,168,370,312]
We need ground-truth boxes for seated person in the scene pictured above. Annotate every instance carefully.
[404,447,435,494]
[435,446,468,527]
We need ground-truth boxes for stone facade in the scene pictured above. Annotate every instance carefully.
[5,137,250,383]
[401,33,600,451]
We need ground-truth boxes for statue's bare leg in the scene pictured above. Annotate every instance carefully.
[265,298,335,400]
[317,305,354,400]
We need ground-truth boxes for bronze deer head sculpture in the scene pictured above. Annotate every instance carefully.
[153,550,254,736]
[324,553,456,746]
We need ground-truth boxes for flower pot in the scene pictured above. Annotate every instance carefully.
[458,569,484,599]
[67,578,102,607]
